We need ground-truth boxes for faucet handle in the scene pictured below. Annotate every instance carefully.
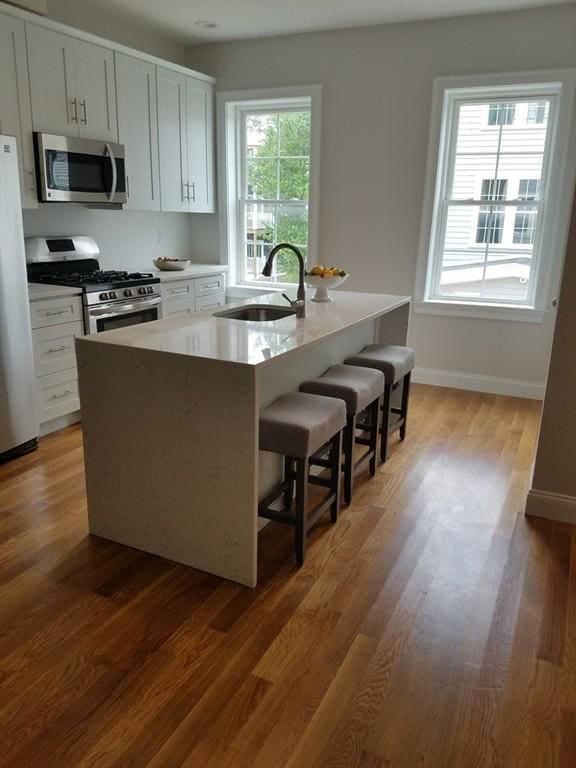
[282,292,297,307]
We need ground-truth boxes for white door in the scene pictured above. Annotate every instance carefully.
[75,40,117,142]
[185,77,215,213]
[116,54,160,211]
[26,24,78,137]
[157,66,188,212]
[0,15,36,208]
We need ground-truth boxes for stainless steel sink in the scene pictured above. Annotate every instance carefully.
[214,305,297,322]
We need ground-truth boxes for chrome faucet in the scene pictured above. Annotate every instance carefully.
[262,243,306,318]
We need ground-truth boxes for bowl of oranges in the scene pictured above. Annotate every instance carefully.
[305,265,348,302]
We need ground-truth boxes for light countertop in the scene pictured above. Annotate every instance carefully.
[78,290,411,367]
[149,263,228,282]
[28,283,83,301]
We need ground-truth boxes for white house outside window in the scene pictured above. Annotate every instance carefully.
[417,72,576,319]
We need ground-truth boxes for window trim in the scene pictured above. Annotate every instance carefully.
[217,85,322,288]
[415,70,576,322]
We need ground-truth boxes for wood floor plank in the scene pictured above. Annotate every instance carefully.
[1,385,570,767]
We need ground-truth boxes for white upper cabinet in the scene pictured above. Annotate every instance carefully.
[115,53,160,211]
[26,25,117,142]
[157,66,188,213]
[185,77,214,213]
[74,41,117,142]
[26,25,76,137]
[0,13,37,208]
[157,68,215,213]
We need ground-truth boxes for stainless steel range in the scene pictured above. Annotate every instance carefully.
[25,236,162,334]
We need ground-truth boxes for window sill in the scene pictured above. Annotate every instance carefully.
[413,299,548,323]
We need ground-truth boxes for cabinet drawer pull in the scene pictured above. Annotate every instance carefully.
[202,282,220,290]
[51,389,73,400]
[44,309,70,317]
[47,345,72,354]
[170,288,190,296]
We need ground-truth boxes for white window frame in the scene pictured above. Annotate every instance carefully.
[218,86,322,289]
[415,70,576,323]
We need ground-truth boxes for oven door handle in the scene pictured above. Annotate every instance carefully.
[105,143,118,202]
[87,295,162,318]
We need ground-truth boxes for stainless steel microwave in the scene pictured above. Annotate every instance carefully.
[34,133,127,205]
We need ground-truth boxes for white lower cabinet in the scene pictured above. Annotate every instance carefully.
[35,369,80,423]
[195,294,225,312]
[29,294,84,426]
[32,321,83,377]
[161,273,226,316]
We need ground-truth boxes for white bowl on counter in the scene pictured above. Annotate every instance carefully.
[153,258,191,271]
[305,274,349,302]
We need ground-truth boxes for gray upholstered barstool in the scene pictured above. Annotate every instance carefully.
[259,392,346,565]
[299,365,384,505]
[345,344,415,462]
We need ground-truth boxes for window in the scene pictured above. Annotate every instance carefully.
[219,87,320,286]
[488,102,515,125]
[417,72,576,316]
[527,101,548,124]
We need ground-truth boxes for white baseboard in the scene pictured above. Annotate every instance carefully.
[40,411,81,437]
[525,489,576,524]
[412,367,545,400]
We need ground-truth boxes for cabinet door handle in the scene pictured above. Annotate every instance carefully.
[126,175,130,198]
[28,169,36,194]
[182,181,189,201]
[47,345,71,353]
[45,309,69,317]
[51,390,72,400]
[191,181,196,202]
[70,98,78,124]
[80,99,87,124]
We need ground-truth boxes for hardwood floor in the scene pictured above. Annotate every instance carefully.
[0,385,573,767]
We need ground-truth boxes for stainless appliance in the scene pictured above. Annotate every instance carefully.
[0,136,39,462]
[34,133,127,205]
[26,236,162,335]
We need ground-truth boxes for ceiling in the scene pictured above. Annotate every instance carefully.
[60,0,574,44]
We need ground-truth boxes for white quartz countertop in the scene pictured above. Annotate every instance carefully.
[28,283,83,301]
[78,291,411,367]
[149,263,228,282]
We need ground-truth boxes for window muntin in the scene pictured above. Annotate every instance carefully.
[430,92,555,305]
[239,108,311,284]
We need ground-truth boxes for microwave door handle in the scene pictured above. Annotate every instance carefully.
[104,143,118,202]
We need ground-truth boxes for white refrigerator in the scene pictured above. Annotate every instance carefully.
[0,136,38,462]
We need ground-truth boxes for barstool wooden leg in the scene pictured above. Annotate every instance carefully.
[329,431,342,522]
[369,396,381,475]
[295,457,309,565]
[343,415,356,506]
[400,372,411,441]
[381,382,391,463]
[283,456,294,509]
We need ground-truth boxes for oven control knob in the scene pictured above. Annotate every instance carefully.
[100,292,109,300]
[124,289,133,297]
[109,291,117,300]
[147,286,154,294]
[138,287,147,295]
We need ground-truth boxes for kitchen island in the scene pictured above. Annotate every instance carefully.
[76,291,411,587]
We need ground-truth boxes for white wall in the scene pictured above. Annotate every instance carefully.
[46,0,187,64]
[187,4,576,396]
[22,208,192,272]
